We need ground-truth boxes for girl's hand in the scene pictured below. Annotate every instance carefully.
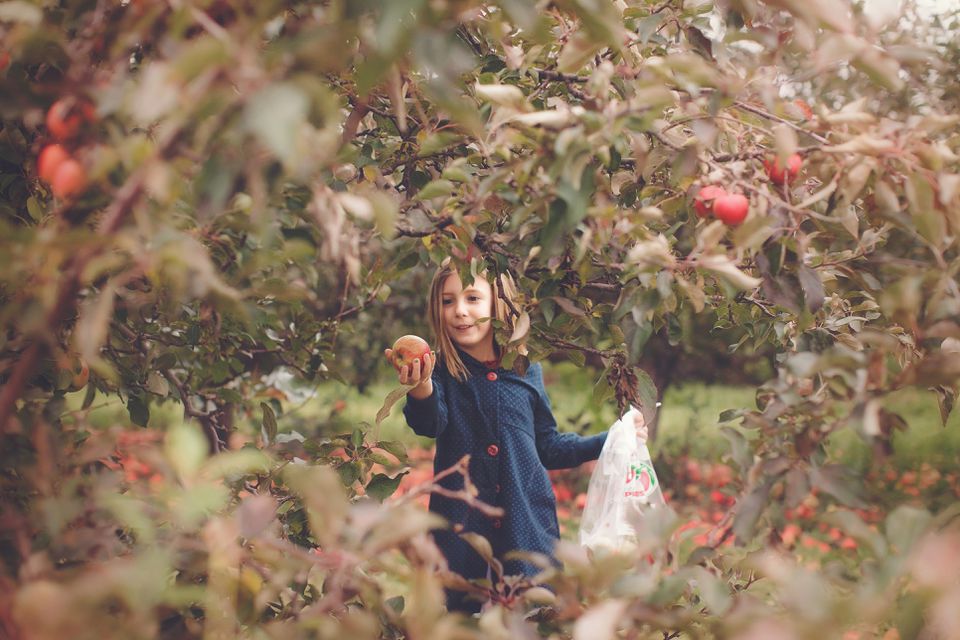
[633,411,649,445]
[384,348,436,394]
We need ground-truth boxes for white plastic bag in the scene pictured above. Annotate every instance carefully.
[579,406,666,554]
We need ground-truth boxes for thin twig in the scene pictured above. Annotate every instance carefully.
[732,99,830,146]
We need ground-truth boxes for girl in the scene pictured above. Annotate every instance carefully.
[385,261,647,613]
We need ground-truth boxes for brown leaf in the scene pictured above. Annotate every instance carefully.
[573,599,628,640]
[550,296,586,317]
[376,386,410,425]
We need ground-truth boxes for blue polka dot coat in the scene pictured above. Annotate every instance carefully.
[402,349,607,607]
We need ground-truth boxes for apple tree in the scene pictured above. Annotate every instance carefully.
[0,0,958,638]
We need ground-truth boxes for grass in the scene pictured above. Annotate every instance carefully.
[64,360,960,471]
[281,360,959,472]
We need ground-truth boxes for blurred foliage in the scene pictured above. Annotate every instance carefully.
[1,0,960,638]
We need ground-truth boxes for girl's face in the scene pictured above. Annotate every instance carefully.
[440,273,495,358]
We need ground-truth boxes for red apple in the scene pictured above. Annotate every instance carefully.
[764,153,802,185]
[69,358,90,391]
[693,185,726,218]
[713,193,749,225]
[392,334,431,372]
[38,144,70,183]
[51,158,87,199]
[45,98,95,141]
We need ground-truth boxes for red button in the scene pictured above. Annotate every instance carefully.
[492,519,502,529]
[486,371,498,381]
[495,484,501,493]
[486,444,499,457]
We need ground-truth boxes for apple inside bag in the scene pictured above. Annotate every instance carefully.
[579,406,666,554]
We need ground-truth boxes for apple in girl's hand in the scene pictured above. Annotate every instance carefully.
[713,193,749,225]
[693,185,726,218]
[391,335,431,371]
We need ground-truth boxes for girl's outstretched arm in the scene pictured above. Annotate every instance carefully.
[529,364,607,469]
[385,350,447,438]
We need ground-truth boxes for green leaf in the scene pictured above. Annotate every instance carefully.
[690,567,732,615]
[165,422,209,480]
[885,505,932,555]
[260,402,278,445]
[369,189,399,240]
[496,0,540,31]
[365,471,408,502]
[0,1,42,24]
[374,0,426,56]
[26,196,43,221]
[415,179,455,200]
[244,83,310,166]
[418,131,461,157]
[634,13,665,44]
[635,368,658,418]
[934,385,956,427]
[810,464,867,508]
[155,352,178,370]
[128,395,150,427]
[172,481,230,528]
[826,510,888,557]
[377,440,409,464]
[567,350,586,368]
[718,409,744,423]
[797,265,825,313]
[145,371,169,397]
[733,479,772,543]
[201,449,272,479]
[336,461,362,487]
[733,482,770,542]
[459,531,503,577]
[75,284,116,363]
[906,172,945,247]
[81,384,96,410]
[720,426,751,473]
[385,595,405,614]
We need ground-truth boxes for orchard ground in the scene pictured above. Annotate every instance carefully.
[70,359,960,553]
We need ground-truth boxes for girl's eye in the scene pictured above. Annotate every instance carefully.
[441,299,453,305]
[468,296,480,302]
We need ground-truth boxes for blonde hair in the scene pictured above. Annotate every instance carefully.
[427,261,520,381]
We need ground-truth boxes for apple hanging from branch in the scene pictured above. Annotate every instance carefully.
[693,185,727,218]
[764,153,803,185]
[713,193,749,226]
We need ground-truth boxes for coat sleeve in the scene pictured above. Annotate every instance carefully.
[402,372,448,439]
[531,364,607,469]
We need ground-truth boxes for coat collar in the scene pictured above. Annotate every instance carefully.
[455,347,501,373]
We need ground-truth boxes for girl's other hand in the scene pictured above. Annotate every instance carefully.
[384,349,436,388]
[633,411,648,445]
